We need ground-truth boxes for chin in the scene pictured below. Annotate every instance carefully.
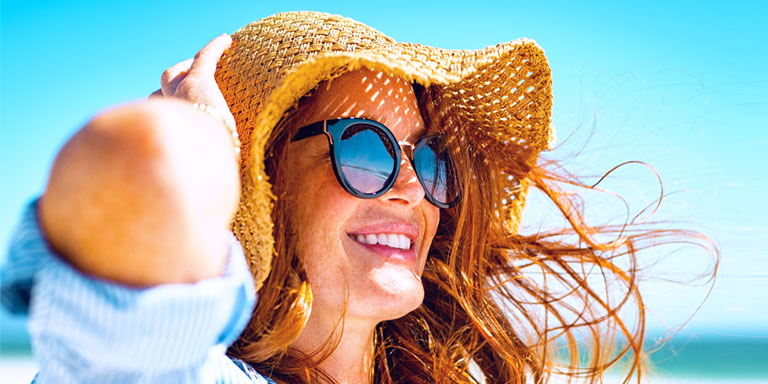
[359,265,425,320]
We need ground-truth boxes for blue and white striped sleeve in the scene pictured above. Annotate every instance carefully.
[1,200,264,383]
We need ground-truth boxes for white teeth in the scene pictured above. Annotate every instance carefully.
[387,234,398,248]
[396,234,405,249]
[352,233,412,250]
[400,234,411,249]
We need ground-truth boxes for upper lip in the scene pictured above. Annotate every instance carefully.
[347,221,420,242]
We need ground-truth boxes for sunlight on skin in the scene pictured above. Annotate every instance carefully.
[292,67,430,297]
[303,69,423,186]
[283,67,437,383]
[299,69,423,143]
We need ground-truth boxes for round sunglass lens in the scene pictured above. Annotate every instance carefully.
[414,137,459,205]
[338,124,397,195]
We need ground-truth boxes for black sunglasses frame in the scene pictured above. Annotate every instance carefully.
[291,118,460,208]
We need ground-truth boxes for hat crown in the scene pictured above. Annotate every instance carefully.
[222,12,395,116]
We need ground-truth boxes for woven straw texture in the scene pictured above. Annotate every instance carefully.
[215,11,554,290]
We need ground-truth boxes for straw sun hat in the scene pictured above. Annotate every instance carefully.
[215,11,554,289]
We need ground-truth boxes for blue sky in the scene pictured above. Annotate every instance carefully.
[2,0,766,338]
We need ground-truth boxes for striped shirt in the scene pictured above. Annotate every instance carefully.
[1,201,275,383]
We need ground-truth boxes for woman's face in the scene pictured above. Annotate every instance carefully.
[283,68,440,323]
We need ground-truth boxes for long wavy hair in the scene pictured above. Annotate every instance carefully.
[227,81,717,383]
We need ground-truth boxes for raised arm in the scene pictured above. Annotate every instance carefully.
[38,35,240,286]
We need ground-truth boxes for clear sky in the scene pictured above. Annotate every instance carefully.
[2,0,766,337]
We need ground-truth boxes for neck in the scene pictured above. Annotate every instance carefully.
[291,307,377,384]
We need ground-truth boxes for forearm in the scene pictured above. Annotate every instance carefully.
[3,202,257,380]
[38,99,240,286]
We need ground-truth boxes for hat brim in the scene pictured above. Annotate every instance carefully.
[254,39,554,156]
[218,17,553,290]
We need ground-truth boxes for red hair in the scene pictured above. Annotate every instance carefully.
[227,83,718,383]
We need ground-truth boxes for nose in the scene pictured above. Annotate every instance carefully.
[384,149,426,206]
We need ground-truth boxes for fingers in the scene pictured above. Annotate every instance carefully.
[187,34,232,78]
[151,34,236,132]
[160,58,193,97]
[148,89,163,100]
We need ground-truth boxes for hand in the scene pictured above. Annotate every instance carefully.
[150,34,235,129]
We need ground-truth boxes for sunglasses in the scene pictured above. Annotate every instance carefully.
[291,118,460,208]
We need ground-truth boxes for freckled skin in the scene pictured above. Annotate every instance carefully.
[284,68,440,324]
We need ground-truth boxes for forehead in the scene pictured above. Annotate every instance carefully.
[296,68,426,141]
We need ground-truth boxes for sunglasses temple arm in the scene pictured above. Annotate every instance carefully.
[291,121,327,142]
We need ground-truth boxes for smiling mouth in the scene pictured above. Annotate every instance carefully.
[349,233,412,250]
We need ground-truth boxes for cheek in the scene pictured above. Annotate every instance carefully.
[287,164,357,264]
[290,181,363,308]
[422,204,440,247]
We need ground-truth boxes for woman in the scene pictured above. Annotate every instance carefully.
[1,11,712,383]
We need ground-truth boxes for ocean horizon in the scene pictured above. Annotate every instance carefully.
[1,356,766,384]
[2,330,766,383]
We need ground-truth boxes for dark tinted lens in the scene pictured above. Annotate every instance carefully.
[338,124,397,194]
[414,136,459,205]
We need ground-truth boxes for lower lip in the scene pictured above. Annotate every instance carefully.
[349,237,417,262]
